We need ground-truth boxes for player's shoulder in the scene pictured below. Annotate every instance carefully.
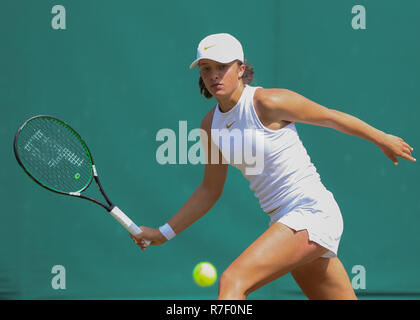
[200,106,217,131]
[254,87,292,111]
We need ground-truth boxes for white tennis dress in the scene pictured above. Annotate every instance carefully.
[211,84,343,258]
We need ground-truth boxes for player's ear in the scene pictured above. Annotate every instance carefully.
[238,62,245,77]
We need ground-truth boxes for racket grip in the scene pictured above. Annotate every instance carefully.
[110,206,151,245]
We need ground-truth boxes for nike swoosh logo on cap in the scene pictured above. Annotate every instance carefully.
[204,45,216,50]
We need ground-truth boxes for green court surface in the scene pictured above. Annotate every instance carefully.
[1,0,419,300]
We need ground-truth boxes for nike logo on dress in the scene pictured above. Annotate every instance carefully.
[226,121,235,128]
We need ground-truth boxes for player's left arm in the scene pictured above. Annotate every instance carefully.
[255,88,415,165]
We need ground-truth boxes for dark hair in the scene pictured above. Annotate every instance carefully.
[198,59,254,99]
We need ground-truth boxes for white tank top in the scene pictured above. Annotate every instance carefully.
[211,84,324,214]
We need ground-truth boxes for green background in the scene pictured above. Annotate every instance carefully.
[1,0,419,299]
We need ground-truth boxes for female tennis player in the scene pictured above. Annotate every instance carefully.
[131,33,415,300]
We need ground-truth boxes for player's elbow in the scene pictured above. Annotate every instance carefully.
[323,109,346,129]
[200,183,224,202]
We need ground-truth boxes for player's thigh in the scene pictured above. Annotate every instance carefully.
[291,256,357,300]
[220,222,328,294]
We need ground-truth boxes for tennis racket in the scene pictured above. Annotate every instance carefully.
[14,115,150,246]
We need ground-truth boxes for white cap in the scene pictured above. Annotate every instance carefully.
[189,33,244,69]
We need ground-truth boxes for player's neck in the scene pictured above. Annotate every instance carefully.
[217,82,245,113]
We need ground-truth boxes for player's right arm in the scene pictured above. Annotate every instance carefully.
[165,108,228,234]
[132,108,228,249]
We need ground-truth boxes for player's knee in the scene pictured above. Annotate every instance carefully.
[218,269,248,297]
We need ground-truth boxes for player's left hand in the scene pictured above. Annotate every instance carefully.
[378,133,415,165]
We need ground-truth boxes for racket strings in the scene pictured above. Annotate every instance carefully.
[16,117,93,193]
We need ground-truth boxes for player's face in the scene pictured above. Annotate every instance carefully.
[199,59,244,98]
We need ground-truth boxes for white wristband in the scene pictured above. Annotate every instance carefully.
[159,223,176,240]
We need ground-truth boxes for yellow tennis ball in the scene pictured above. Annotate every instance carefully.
[193,262,217,287]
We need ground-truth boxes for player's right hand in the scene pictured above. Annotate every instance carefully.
[130,226,167,251]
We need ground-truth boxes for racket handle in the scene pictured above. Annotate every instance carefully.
[110,206,151,245]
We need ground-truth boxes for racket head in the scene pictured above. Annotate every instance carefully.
[14,115,95,195]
